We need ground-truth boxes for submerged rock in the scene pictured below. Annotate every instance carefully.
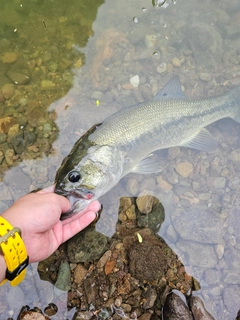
[190,296,215,320]
[179,22,222,68]
[67,228,109,263]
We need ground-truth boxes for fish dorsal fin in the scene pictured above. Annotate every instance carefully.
[180,128,217,151]
[151,75,186,101]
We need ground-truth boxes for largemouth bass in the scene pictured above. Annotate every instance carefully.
[55,76,240,219]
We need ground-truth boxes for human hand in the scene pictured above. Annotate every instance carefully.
[1,186,100,263]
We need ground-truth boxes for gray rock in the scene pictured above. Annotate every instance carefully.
[172,207,224,244]
[179,22,222,68]
[177,239,217,268]
[54,260,71,291]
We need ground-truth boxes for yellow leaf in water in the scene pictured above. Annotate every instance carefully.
[136,232,143,243]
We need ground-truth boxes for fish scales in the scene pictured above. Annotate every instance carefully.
[90,93,237,149]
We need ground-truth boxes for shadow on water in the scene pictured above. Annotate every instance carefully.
[0,0,240,319]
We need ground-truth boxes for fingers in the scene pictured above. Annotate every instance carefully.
[61,210,96,242]
[37,185,55,193]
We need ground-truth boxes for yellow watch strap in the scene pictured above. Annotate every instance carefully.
[0,216,29,286]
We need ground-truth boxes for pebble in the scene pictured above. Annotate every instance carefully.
[4,149,15,165]
[2,84,15,100]
[7,71,30,85]
[157,62,167,74]
[212,177,226,189]
[145,35,158,49]
[0,117,16,133]
[126,178,139,195]
[2,51,18,63]
[157,176,173,190]
[54,261,71,291]
[136,195,155,214]
[172,57,182,67]
[176,162,193,178]
[74,264,88,284]
[40,80,56,91]
[199,72,212,82]
[130,75,140,88]
[168,147,180,160]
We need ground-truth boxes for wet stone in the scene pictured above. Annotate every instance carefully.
[67,228,108,263]
[190,296,215,320]
[2,83,15,99]
[0,116,16,133]
[176,161,193,178]
[212,177,226,189]
[172,207,223,244]
[74,263,88,284]
[11,131,37,154]
[7,71,30,85]
[126,178,139,195]
[54,260,71,291]
[2,51,18,63]
[199,72,212,82]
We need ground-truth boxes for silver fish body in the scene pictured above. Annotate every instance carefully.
[55,76,240,219]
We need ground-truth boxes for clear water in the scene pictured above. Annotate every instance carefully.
[0,0,240,318]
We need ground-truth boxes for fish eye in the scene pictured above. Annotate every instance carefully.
[68,171,81,183]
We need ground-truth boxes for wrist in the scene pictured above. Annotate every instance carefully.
[0,216,29,286]
[0,254,7,283]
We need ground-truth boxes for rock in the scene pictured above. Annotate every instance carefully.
[176,161,193,178]
[162,290,193,320]
[179,22,223,68]
[11,131,37,154]
[2,51,18,63]
[157,176,173,190]
[40,80,56,91]
[126,228,169,282]
[145,35,158,48]
[2,84,15,100]
[7,71,30,85]
[212,177,226,189]
[190,296,215,320]
[228,148,240,165]
[199,73,212,82]
[0,117,16,133]
[172,207,223,244]
[172,57,181,67]
[177,239,217,268]
[5,149,15,165]
[74,263,88,284]
[0,89,4,103]
[54,260,71,291]
[136,195,155,214]
[157,62,167,74]
[130,75,140,88]
[142,288,157,309]
[126,178,139,195]
[67,229,108,263]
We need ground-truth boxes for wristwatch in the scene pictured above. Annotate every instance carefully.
[0,217,29,286]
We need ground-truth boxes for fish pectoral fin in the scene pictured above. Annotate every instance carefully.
[131,155,162,174]
[180,128,217,151]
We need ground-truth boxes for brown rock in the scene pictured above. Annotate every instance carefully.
[0,117,16,133]
[2,83,15,99]
[2,52,18,63]
[176,162,193,178]
[74,264,88,284]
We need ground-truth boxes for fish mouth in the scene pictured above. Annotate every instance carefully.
[55,187,94,201]
[55,187,95,220]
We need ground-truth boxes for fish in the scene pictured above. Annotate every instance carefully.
[54,75,240,219]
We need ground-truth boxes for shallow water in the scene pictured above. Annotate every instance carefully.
[0,0,240,318]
